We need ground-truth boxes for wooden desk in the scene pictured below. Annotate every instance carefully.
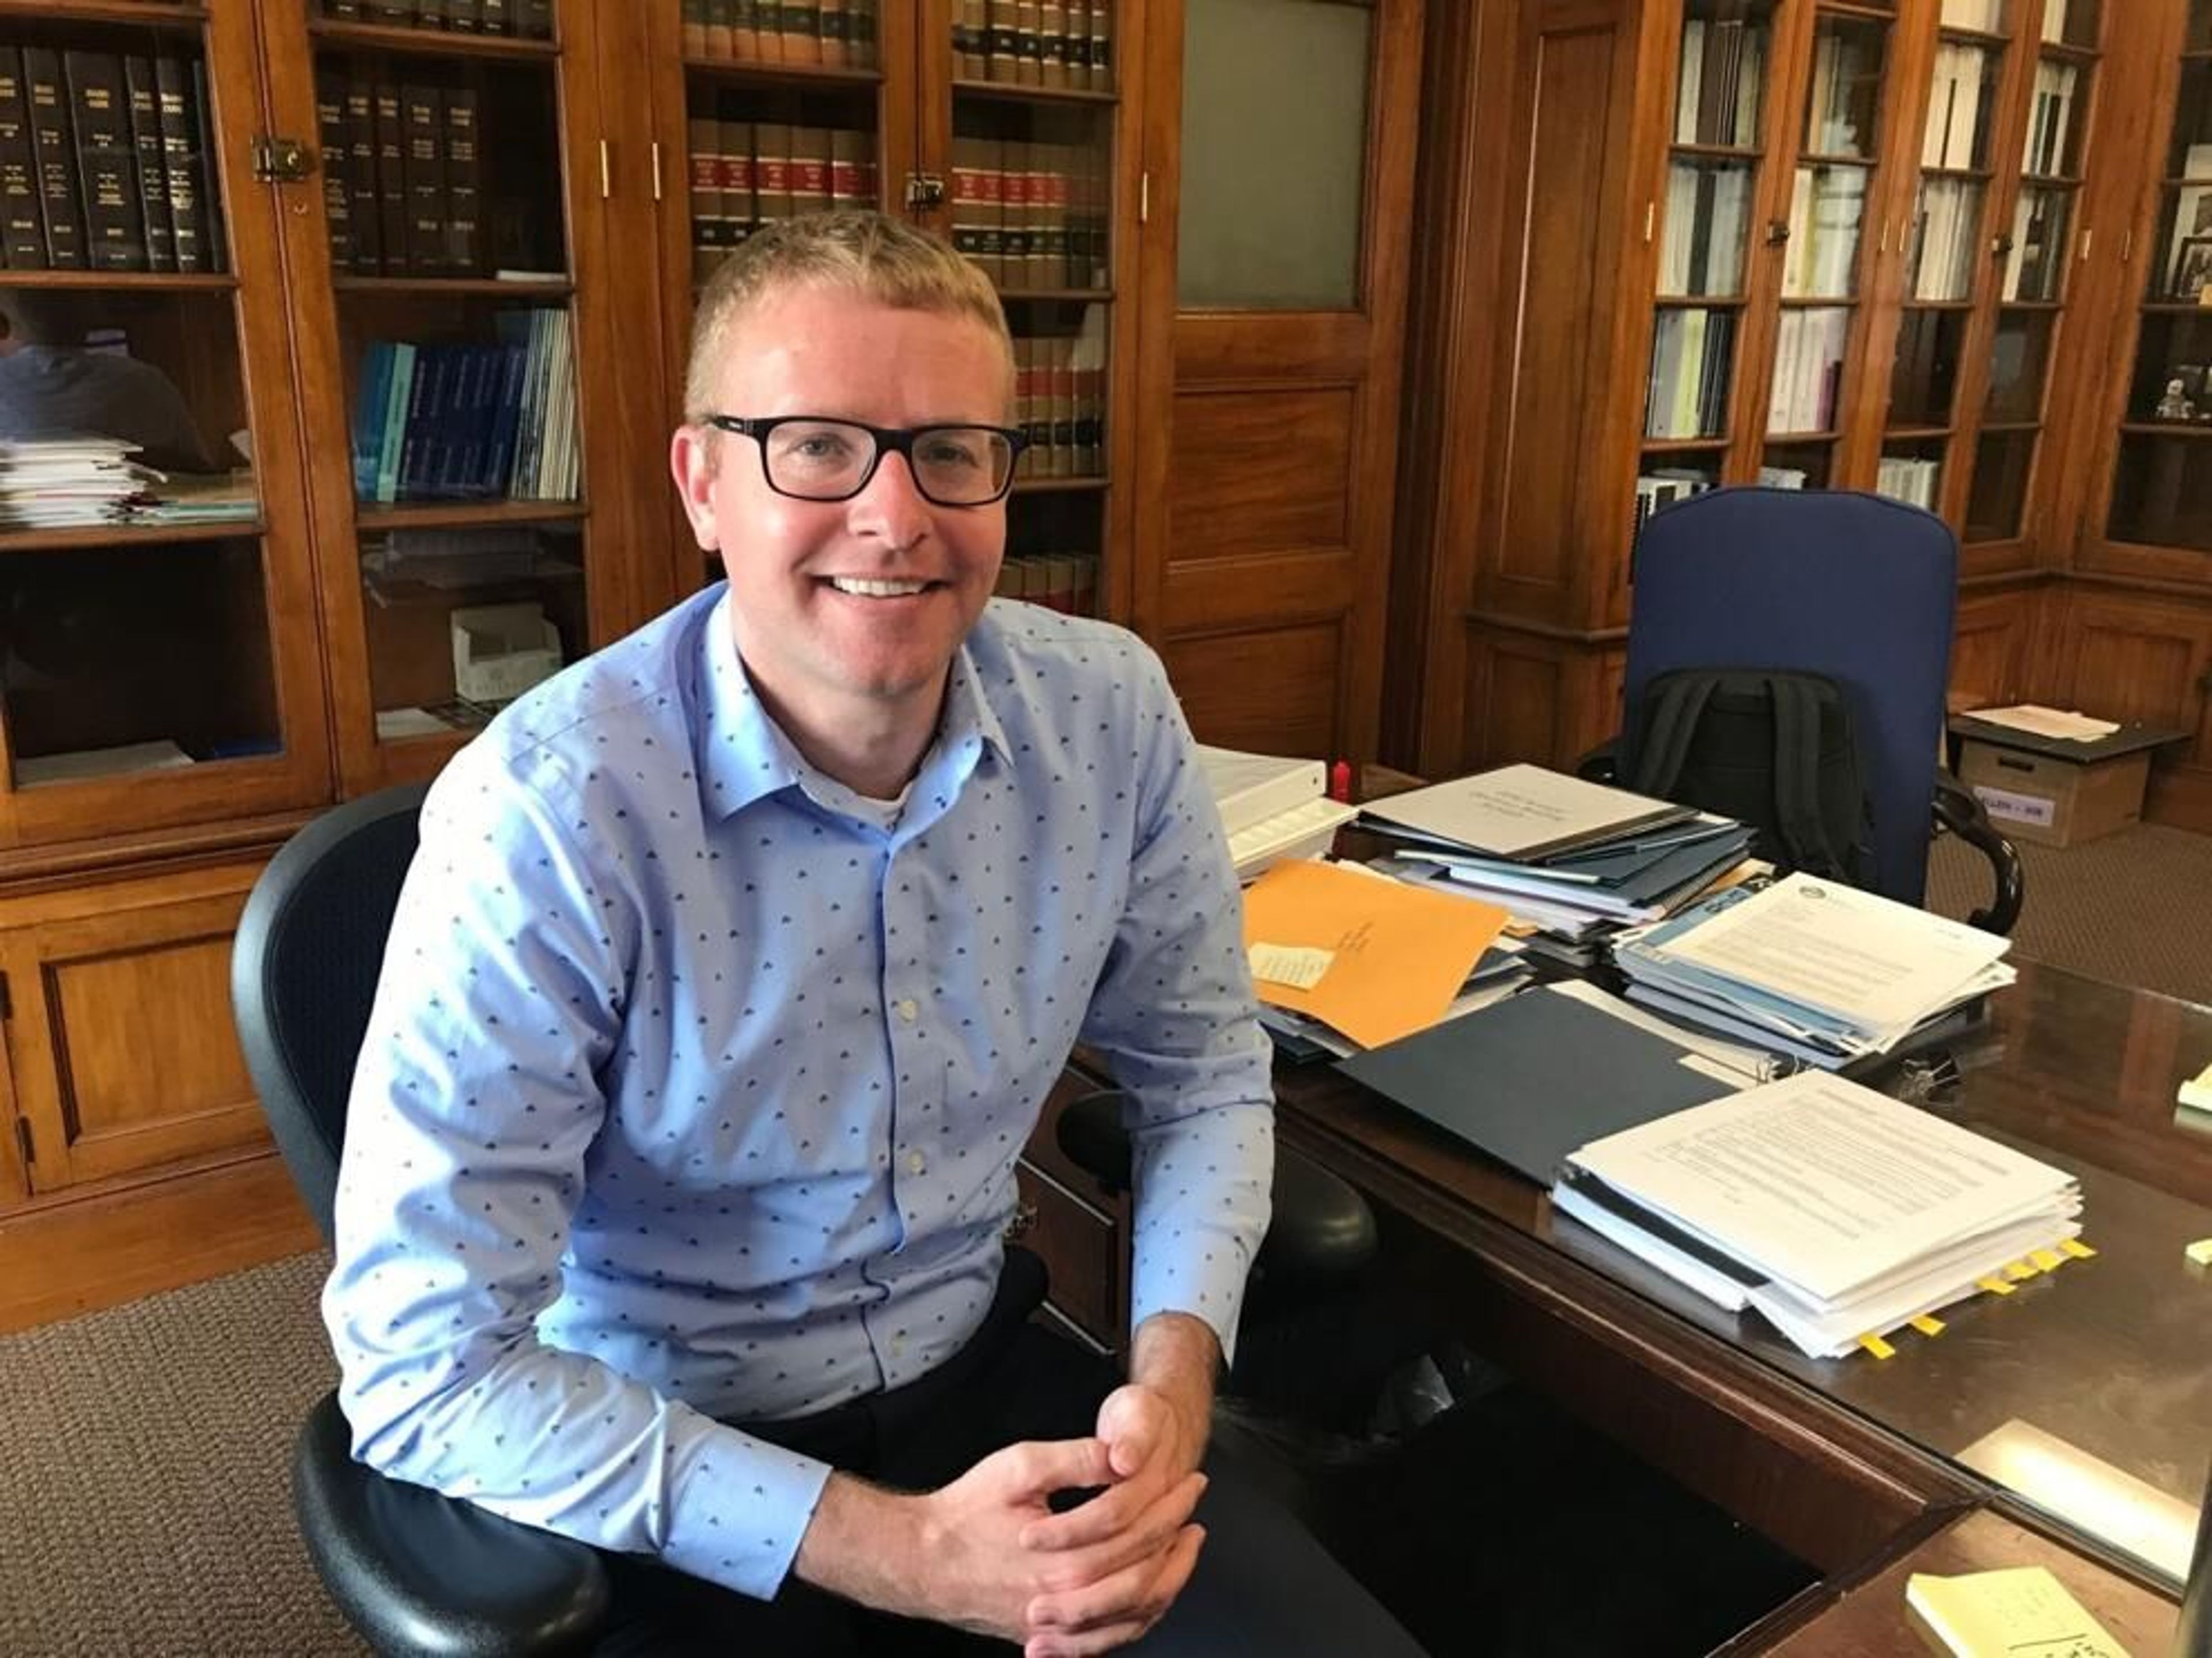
[1271,959,2209,1651]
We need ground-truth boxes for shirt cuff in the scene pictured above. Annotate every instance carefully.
[657,1417,838,1602]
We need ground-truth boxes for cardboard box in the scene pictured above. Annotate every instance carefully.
[1957,739,2149,847]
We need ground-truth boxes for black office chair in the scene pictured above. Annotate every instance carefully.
[1584,486,2024,934]
[233,781,1378,1657]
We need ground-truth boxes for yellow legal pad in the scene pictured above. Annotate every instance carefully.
[1240,860,1507,1051]
[1905,1565,2130,1657]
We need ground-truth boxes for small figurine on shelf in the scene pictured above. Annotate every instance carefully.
[2157,377,2196,423]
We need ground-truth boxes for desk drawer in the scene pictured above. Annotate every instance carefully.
[1014,1159,1123,1350]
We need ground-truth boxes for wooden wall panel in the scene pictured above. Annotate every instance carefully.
[1949,586,2041,713]
[1165,624,1343,759]
[1168,388,1356,558]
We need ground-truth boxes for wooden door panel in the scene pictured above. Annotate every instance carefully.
[1950,589,2039,713]
[6,880,264,1195]
[1164,624,1343,758]
[1167,388,1357,556]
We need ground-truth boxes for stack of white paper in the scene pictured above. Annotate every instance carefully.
[0,432,160,528]
[1196,744,1357,881]
[1556,1071,2081,1357]
[1613,872,2013,1067]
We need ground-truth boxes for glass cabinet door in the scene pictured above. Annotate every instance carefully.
[270,0,620,794]
[0,0,332,849]
[1639,0,1777,528]
[2105,0,2212,555]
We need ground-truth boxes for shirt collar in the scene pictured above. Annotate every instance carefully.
[694,588,1013,823]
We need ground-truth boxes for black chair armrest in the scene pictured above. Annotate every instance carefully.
[1574,739,1621,785]
[1933,770,2025,936]
[1055,1091,1377,1294]
[296,1390,610,1658]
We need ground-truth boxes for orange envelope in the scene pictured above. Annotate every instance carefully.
[1240,861,1508,1050]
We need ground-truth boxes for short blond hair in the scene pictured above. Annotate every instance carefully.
[683,210,1013,423]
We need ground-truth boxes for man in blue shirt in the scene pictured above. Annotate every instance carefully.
[325,211,1423,1656]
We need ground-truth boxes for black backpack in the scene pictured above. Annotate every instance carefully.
[1623,668,1873,886]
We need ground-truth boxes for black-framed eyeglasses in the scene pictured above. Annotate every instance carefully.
[703,415,1028,507]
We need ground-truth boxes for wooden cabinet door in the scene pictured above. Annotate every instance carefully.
[1,866,266,1196]
[1133,0,1423,763]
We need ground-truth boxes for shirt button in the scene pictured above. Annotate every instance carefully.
[896,998,919,1023]
[906,1150,927,1175]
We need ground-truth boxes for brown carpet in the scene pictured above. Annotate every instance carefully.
[1926,820,2212,1006]
[0,1250,365,1657]
[1,822,2205,1656]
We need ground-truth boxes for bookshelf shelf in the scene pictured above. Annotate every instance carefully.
[0,1,206,25]
[1936,26,2008,47]
[0,270,237,292]
[1919,164,1995,183]
[305,21,560,62]
[997,287,1113,304]
[1884,425,1955,441]
[355,499,588,532]
[1011,475,1109,495]
[1797,151,1876,169]
[681,59,885,90]
[331,277,574,300]
[0,520,266,555]
[2118,422,2212,441]
[950,78,1118,109]
[1778,296,1860,309]
[1669,142,1762,162]
[1899,300,1976,313]
[1653,293,1748,309]
[1640,438,1729,455]
[1767,428,1840,443]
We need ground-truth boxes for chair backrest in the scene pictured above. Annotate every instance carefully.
[230,781,431,1242]
[1620,487,1957,906]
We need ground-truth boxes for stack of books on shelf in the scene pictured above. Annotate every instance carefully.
[1767,307,1848,435]
[680,0,880,67]
[1645,308,1736,440]
[1613,870,2013,1070]
[0,433,160,528]
[1937,0,2006,31]
[1783,168,1865,299]
[1554,1069,2081,1358]
[1361,764,1755,972]
[1804,28,1878,156]
[1013,319,1105,478]
[992,551,1097,615]
[2020,61,2078,178]
[1877,455,1940,508]
[949,138,1112,290]
[1673,17,1764,147]
[315,72,490,278]
[129,471,259,528]
[1658,161,1751,297]
[1922,42,1990,170]
[2002,188,2063,302]
[317,2,556,36]
[1197,745,1358,884]
[950,0,1115,89]
[1911,178,1983,302]
[351,310,577,505]
[1633,470,1713,537]
[688,119,880,281]
[0,47,222,274]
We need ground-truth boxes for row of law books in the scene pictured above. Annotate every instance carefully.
[951,0,1116,90]
[350,312,578,506]
[1013,325,1106,479]
[949,137,1111,290]
[1673,17,1764,149]
[1645,307,1736,441]
[1768,306,1847,436]
[687,120,877,282]
[681,0,881,69]
[315,74,485,279]
[994,550,1097,615]
[316,1,555,35]
[0,47,222,274]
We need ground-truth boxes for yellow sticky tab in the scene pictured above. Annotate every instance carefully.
[2029,1248,2065,1272]
[2003,1260,2040,1281]
[2188,1238,2212,1267]
[2060,1239,2097,1259]
[1909,1314,1946,1337]
[1857,1332,1897,1360]
[1978,1275,2017,1296]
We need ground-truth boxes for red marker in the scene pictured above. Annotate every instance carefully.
[1328,760,1353,804]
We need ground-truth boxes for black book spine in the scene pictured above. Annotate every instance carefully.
[481,0,511,33]
[22,47,84,268]
[344,75,381,272]
[124,56,174,272]
[450,0,483,30]
[67,51,146,272]
[315,67,353,272]
[188,55,226,272]
[443,82,479,274]
[417,0,449,26]
[400,82,445,275]
[372,82,408,273]
[370,2,415,24]
[326,2,363,17]
[520,0,554,39]
[0,50,43,268]
[154,51,203,272]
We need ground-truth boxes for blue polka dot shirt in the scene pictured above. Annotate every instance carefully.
[323,585,1275,1602]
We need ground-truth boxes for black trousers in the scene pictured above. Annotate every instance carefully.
[592,1287,1428,1657]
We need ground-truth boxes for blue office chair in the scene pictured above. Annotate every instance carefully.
[1589,486,2022,932]
[233,781,1376,1656]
